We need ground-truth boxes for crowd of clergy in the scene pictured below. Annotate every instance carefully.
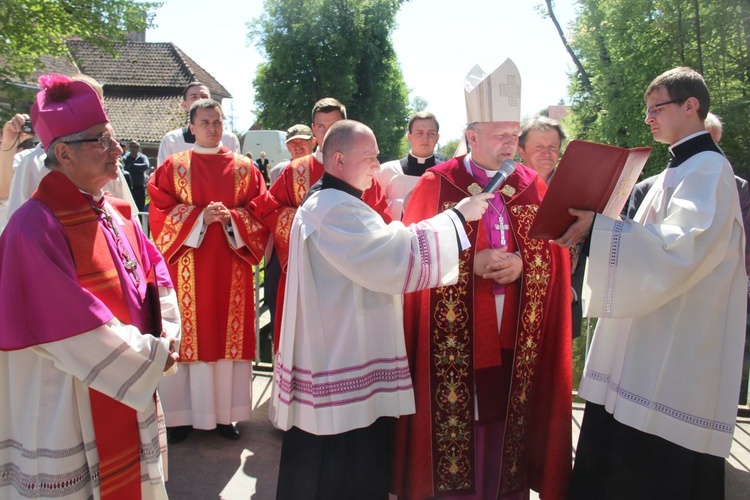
[0,58,746,500]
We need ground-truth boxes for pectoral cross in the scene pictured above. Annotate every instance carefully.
[92,204,141,285]
[495,217,509,247]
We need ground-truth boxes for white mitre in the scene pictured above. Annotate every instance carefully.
[464,58,522,123]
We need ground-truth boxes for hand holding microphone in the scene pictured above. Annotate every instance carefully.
[455,192,494,222]
[454,159,517,222]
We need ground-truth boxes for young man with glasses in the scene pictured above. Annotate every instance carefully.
[556,67,746,498]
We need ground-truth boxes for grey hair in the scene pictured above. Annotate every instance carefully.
[704,112,723,134]
[518,116,566,148]
[44,130,86,168]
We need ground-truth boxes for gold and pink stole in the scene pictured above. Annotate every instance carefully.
[34,170,145,499]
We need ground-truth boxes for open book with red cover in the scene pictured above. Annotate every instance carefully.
[528,139,652,240]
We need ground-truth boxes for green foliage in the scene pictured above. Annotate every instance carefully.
[566,0,750,179]
[573,318,596,393]
[248,0,410,159]
[0,0,160,84]
[437,138,461,160]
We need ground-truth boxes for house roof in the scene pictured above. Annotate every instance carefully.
[2,40,235,146]
[104,93,187,144]
[37,55,81,83]
[66,40,232,100]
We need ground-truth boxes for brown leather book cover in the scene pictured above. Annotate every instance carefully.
[528,139,652,240]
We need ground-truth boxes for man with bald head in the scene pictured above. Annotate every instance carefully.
[256,97,390,354]
[271,119,491,499]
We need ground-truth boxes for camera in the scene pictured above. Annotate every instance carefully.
[21,119,33,134]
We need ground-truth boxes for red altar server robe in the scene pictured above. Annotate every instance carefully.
[149,148,269,362]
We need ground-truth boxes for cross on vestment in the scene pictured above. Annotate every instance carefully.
[494,216,509,247]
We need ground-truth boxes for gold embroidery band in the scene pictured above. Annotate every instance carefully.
[224,259,246,359]
[430,250,475,494]
[498,204,549,496]
[178,251,199,361]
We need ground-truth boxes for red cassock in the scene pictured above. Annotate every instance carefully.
[392,157,572,499]
[149,149,269,362]
[256,153,391,350]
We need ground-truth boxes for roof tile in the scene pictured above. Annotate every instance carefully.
[66,40,232,99]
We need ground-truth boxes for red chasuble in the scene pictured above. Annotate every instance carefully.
[255,153,392,350]
[149,149,269,362]
[392,157,572,499]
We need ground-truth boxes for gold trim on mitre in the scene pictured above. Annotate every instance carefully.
[464,59,522,123]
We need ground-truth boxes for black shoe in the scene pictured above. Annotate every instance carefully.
[167,426,192,444]
[216,423,240,440]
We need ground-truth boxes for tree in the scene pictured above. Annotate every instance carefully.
[546,0,750,180]
[248,0,410,159]
[0,0,160,84]
[436,138,460,161]
[410,96,428,114]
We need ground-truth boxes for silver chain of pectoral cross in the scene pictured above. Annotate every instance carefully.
[91,204,141,285]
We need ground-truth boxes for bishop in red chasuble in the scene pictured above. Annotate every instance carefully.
[392,59,572,499]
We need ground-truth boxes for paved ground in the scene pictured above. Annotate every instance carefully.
[165,369,280,499]
[161,279,750,499]
[163,370,750,500]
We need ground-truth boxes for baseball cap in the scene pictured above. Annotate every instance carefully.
[286,124,313,143]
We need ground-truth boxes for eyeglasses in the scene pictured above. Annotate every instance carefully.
[645,99,686,118]
[62,134,119,150]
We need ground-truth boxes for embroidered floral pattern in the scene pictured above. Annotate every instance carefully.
[292,158,313,205]
[499,203,550,495]
[431,250,474,493]
[235,208,269,260]
[173,151,192,205]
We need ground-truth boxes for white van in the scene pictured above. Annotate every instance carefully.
[240,130,291,169]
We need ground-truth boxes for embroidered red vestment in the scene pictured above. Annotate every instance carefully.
[392,157,572,499]
[149,149,269,362]
[35,171,152,499]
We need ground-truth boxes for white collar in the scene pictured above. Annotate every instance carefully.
[463,152,499,177]
[668,131,709,155]
[409,151,433,164]
[193,142,224,154]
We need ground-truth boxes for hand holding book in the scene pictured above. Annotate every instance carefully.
[528,140,651,240]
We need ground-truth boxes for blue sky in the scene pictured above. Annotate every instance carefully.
[147,0,578,143]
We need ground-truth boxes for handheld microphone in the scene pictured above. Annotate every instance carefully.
[481,159,516,194]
